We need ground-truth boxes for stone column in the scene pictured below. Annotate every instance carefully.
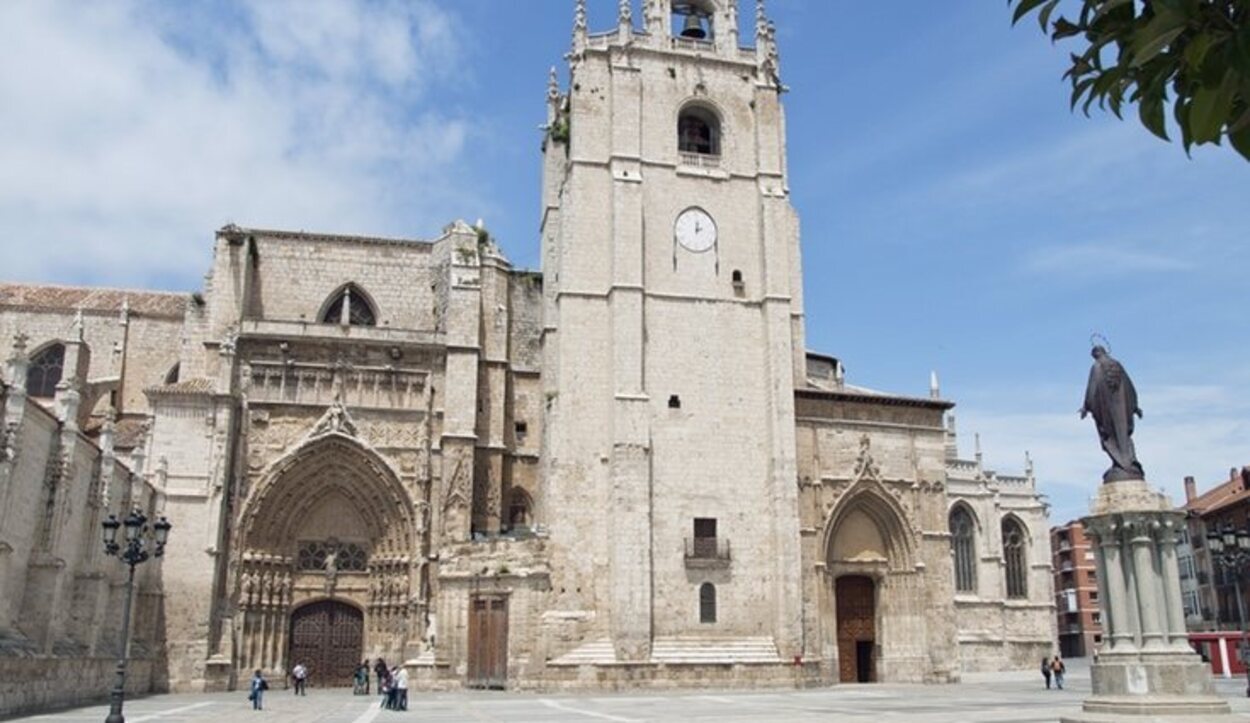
[1128,517,1166,651]
[1096,524,1135,653]
[1156,516,1191,652]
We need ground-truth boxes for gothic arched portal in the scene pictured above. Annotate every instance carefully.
[232,432,419,680]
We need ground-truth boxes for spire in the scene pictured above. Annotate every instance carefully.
[929,370,940,399]
[619,0,632,25]
[1025,450,1035,481]
[71,308,85,342]
[547,66,560,102]
[572,0,588,50]
[644,0,666,35]
[974,433,983,467]
[756,0,768,39]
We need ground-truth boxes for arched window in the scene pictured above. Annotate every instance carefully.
[26,343,65,398]
[949,505,977,593]
[507,488,533,531]
[678,105,721,156]
[699,582,716,623]
[1003,517,1029,599]
[320,285,377,326]
[164,362,181,385]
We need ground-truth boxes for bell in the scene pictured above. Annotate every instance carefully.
[680,14,707,39]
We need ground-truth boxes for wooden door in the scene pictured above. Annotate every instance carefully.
[836,576,876,683]
[288,600,363,688]
[467,596,508,689]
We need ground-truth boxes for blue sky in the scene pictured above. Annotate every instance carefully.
[0,1,1246,524]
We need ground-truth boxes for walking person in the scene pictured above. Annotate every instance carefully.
[386,666,401,711]
[353,662,368,695]
[1041,656,1052,689]
[1051,655,1066,689]
[292,662,308,695]
[249,669,268,711]
[395,664,410,711]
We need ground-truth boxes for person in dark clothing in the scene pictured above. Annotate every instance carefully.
[1041,657,1052,689]
[374,658,388,697]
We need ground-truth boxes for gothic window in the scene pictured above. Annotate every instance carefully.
[26,343,65,398]
[165,362,181,385]
[507,488,533,531]
[1002,517,1029,599]
[678,105,721,157]
[949,505,977,593]
[699,582,716,623]
[296,540,368,572]
[319,284,377,327]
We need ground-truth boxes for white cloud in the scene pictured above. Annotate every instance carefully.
[0,0,475,288]
[1023,243,1194,276]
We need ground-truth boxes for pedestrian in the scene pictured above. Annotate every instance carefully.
[1051,655,1066,690]
[374,658,388,697]
[353,662,368,695]
[249,669,268,711]
[386,666,401,711]
[1041,656,1052,689]
[395,664,409,711]
[292,661,308,695]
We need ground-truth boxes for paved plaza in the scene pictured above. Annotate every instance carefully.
[13,659,1250,723]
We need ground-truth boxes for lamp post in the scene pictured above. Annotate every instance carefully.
[1206,523,1250,698]
[101,509,171,723]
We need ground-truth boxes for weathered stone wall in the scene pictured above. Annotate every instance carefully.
[0,657,155,719]
[1,346,166,718]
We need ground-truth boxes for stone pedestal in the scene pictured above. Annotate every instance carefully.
[1062,480,1233,721]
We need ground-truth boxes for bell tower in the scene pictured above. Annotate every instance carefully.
[540,0,804,662]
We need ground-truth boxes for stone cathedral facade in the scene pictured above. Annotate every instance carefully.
[0,1,1054,701]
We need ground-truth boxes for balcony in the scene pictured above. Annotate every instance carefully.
[684,537,730,568]
[679,151,722,170]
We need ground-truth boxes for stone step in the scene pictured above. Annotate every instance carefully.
[549,637,784,666]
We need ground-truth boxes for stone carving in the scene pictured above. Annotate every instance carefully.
[310,401,358,438]
[852,434,881,481]
[1080,345,1144,483]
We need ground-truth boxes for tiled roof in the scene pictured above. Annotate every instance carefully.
[1185,467,1250,515]
[0,283,187,318]
[146,378,214,396]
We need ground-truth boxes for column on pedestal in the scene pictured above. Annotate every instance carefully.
[1096,520,1137,653]
[1156,515,1192,651]
[1128,516,1166,651]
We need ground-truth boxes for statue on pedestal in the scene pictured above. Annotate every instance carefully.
[1080,345,1144,483]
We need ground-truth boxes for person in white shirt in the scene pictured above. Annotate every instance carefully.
[395,666,410,711]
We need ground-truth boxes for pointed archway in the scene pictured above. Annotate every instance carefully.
[232,420,418,681]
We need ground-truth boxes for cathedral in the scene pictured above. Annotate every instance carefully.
[0,1,1053,706]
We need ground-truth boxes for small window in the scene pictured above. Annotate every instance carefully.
[699,582,716,623]
[678,105,720,156]
[165,362,181,385]
[320,284,377,326]
[668,394,681,409]
[508,488,533,531]
[694,518,717,539]
[514,421,528,441]
[26,343,66,398]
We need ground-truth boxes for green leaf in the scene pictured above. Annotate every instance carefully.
[1132,26,1186,67]
[1139,93,1169,140]
[1053,18,1082,41]
[1038,0,1061,32]
[1229,123,1250,162]
[1011,0,1049,27]
[1189,72,1237,144]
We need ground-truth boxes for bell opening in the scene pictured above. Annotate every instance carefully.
[672,2,713,41]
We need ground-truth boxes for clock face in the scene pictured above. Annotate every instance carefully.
[674,207,717,253]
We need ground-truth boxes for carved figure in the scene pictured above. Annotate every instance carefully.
[1080,345,1144,482]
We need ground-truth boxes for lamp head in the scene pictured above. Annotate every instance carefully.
[1208,529,1225,553]
[153,517,172,553]
[102,514,120,548]
[123,510,146,542]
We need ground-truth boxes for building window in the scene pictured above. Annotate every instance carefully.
[678,105,720,156]
[949,505,977,593]
[320,284,377,326]
[26,343,66,398]
[296,540,368,572]
[1003,517,1029,599]
[164,362,181,385]
[508,488,533,531]
[699,582,716,623]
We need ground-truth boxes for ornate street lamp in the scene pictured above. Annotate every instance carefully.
[101,509,171,723]
[1206,523,1250,698]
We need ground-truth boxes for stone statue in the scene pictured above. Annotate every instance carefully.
[323,549,339,593]
[1080,345,1144,482]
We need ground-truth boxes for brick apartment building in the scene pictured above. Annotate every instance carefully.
[1052,521,1103,658]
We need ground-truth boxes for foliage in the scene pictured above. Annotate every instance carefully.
[549,118,570,144]
[1009,0,1250,160]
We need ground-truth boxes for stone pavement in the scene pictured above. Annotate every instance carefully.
[13,659,1250,722]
